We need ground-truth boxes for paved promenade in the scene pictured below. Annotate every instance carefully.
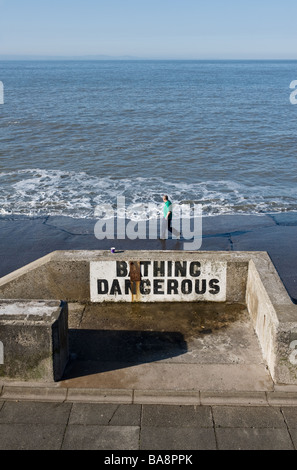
[0,400,297,450]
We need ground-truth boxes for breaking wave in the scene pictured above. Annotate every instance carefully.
[0,169,296,219]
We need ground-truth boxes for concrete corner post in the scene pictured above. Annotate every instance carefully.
[0,300,69,382]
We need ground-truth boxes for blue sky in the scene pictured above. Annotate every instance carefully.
[0,0,297,59]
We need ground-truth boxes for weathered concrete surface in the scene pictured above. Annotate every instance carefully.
[246,256,297,385]
[0,254,90,302]
[67,302,263,366]
[59,301,272,392]
[0,249,297,386]
[0,250,251,303]
[0,300,68,382]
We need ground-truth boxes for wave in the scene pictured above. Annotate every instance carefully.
[0,168,296,219]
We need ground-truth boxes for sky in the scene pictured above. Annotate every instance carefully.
[0,0,297,59]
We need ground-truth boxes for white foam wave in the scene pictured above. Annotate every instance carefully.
[0,169,296,219]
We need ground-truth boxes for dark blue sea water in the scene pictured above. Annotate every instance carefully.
[0,60,296,218]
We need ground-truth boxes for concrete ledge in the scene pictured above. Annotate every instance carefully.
[1,385,67,402]
[200,391,268,406]
[65,388,133,404]
[1,383,297,406]
[246,257,297,385]
[266,392,297,406]
[0,250,252,303]
[0,300,69,382]
[133,390,201,405]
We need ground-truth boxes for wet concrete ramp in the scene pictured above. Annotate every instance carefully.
[60,302,272,392]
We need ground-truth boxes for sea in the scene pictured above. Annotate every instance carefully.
[0,60,296,220]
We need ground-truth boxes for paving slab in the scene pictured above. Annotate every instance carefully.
[140,426,217,450]
[212,405,286,428]
[141,404,213,428]
[68,402,118,425]
[0,401,72,424]
[68,403,141,426]
[280,407,297,428]
[289,430,297,450]
[0,399,296,450]
[109,404,142,426]
[62,425,140,450]
[215,427,294,450]
[0,423,66,450]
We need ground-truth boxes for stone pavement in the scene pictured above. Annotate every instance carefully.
[0,400,297,450]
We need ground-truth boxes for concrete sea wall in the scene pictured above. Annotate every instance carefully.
[0,250,248,303]
[0,250,296,385]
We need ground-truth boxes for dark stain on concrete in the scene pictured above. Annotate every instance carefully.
[62,302,248,380]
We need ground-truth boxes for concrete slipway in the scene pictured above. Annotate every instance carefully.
[1,250,297,405]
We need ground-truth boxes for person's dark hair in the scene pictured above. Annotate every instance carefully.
[163,195,168,201]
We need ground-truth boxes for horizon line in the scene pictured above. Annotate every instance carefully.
[0,54,297,61]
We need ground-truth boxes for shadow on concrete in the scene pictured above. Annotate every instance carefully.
[62,329,187,379]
